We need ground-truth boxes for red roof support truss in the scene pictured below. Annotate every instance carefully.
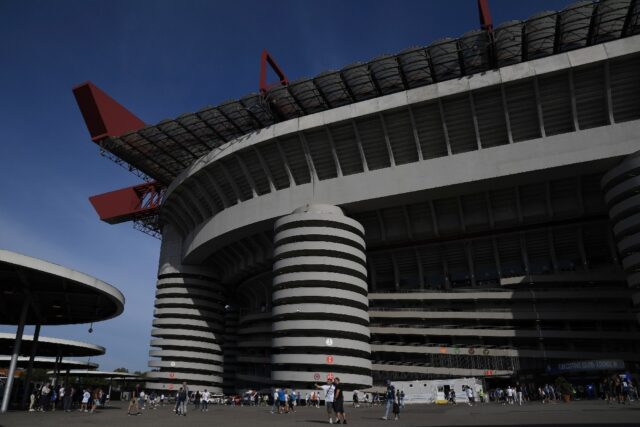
[88,182,164,225]
[259,49,289,93]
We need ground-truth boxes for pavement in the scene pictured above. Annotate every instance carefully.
[1,401,640,427]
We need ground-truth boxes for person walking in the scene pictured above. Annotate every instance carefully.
[148,391,156,410]
[184,382,190,413]
[315,378,336,424]
[57,385,65,411]
[202,389,209,412]
[174,389,181,415]
[448,389,456,405]
[271,388,278,414]
[392,391,400,421]
[352,391,359,408]
[506,386,514,404]
[516,384,523,406]
[290,388,297,412]
[29,389,36,412]
[194,390,200,411]
[39,383,50,411]
[138,389,146,411]
[50,387,57,412]
[63,385,73,412]
[465,386,474,406]
[178,386,188,416]
[90,388,101,413]
[333,377,347,424]
[381,380,395,420]
[80,389,90,412]
[277,387,287,414]
[127,386,140,416]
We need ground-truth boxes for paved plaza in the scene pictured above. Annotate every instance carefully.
[1,401,640,427]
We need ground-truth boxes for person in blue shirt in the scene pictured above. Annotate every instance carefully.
[277,388,287,414]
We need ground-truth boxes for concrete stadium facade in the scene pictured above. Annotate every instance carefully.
[144,4,640,393]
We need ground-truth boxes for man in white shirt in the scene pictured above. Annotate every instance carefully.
[315,379,336,424]
[201,389,210,411]
[58,386,65,411]
[465,386,474,406]
[81,389,90,412]
[139,390,146,410]
[271,389,279,414]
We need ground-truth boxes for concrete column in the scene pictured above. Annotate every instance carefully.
[21,323,40,409]
[221,308,239,394]
[270,204,372,389]
[53,353,60,386]
[1,298,29,413]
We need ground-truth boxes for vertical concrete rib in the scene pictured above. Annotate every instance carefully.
[253,147,277,192]
[270,204,372,389]
[351,121,370,172]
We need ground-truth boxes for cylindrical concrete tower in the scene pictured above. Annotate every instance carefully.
[602,154,640,289]
[146,226,225,393]
[270,204,372,389]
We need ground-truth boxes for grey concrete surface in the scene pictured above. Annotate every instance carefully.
[1,400,640,427]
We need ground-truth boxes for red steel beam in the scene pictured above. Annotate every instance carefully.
[72,81,145,142]
[259,49,289,93]
[89,182,164,225]
[478,0,493,32]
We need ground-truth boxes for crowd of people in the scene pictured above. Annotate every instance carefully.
[13,373,636,421]
[26,383,107,413]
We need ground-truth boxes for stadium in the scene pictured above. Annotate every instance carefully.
[73,0,640,393]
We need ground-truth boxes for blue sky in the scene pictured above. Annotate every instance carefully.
[0,0,575,372]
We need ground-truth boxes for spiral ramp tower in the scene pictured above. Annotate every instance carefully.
[602,153,640,318]
[146,226,225,393]
[270,205,372,389]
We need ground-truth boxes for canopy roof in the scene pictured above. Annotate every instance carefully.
[0,333,105,357]
[45,370,140,379]
[0,250,125,325]
[0,356,98,370]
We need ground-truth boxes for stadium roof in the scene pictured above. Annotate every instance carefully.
[78,0,640,186]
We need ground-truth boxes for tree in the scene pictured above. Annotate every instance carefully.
[114,367,129,373]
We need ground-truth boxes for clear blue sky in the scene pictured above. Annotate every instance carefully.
[0,0,574,372]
